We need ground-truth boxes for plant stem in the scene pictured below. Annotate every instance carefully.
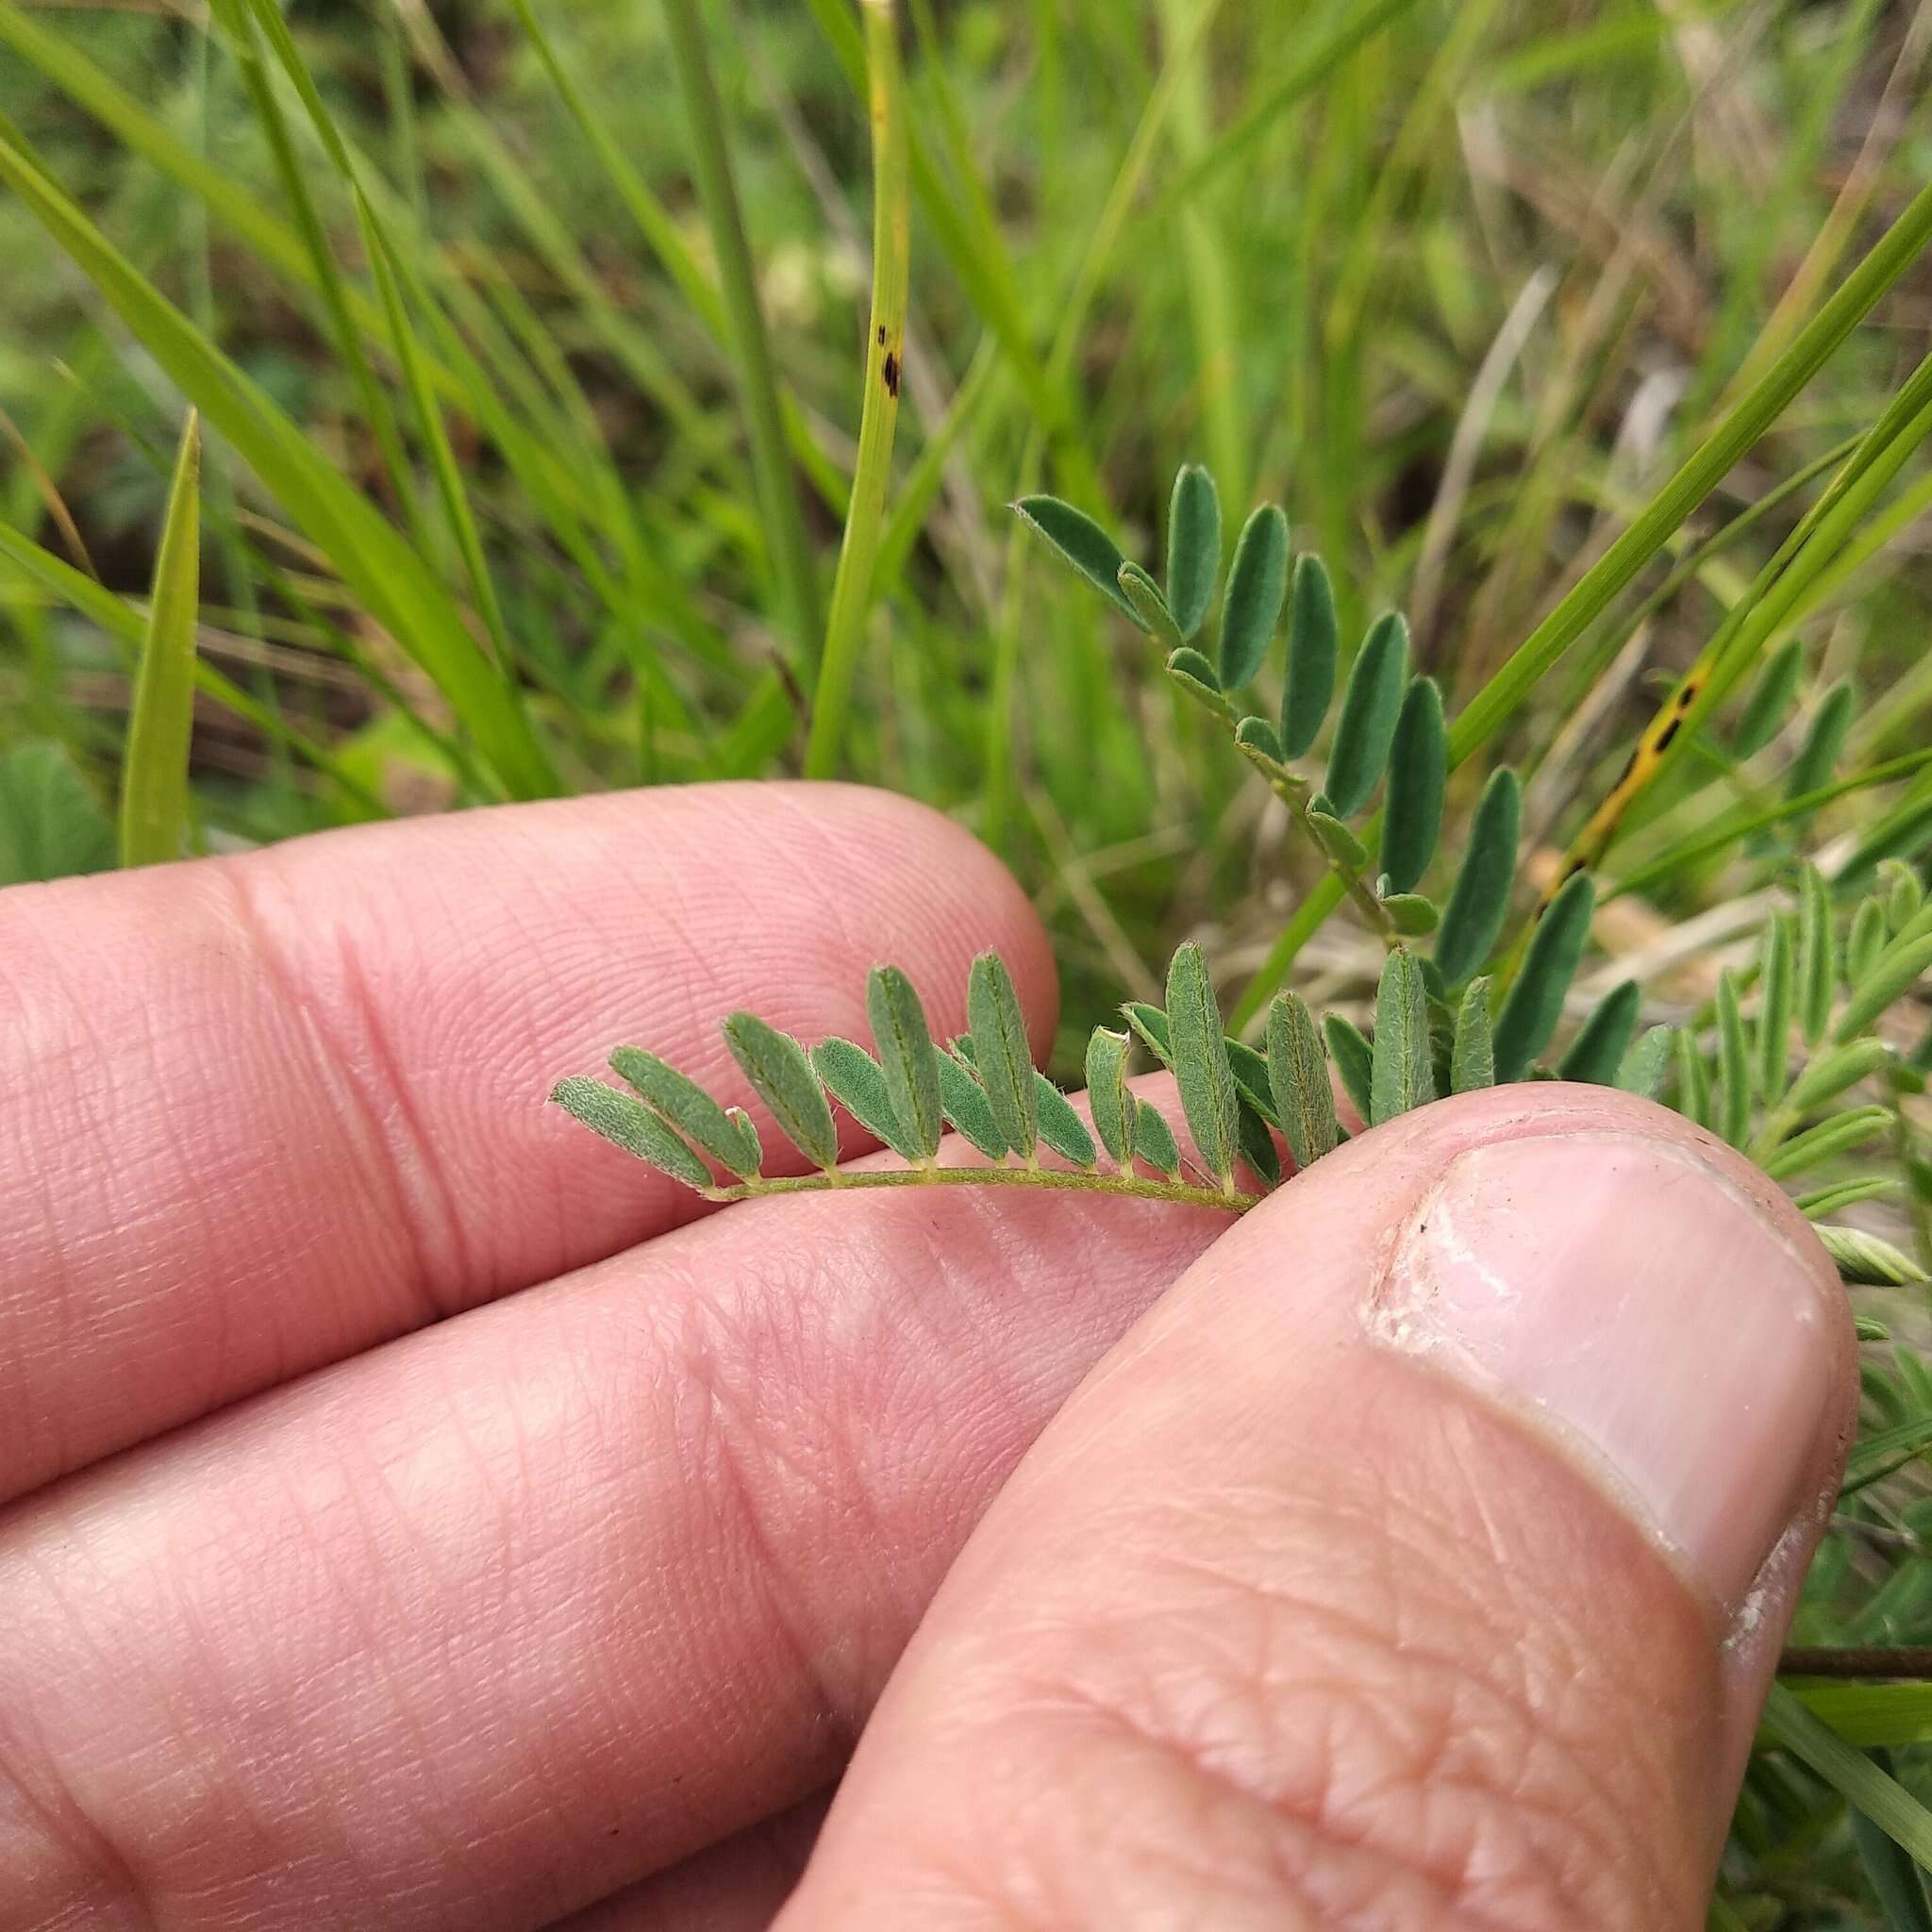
[701,1163,1258,1213]
[804,0,910,778]
[660,0,822,670]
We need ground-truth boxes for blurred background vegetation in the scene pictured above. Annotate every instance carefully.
[7,2,1932,1920]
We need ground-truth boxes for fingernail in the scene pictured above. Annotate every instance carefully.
[1369,1130,1840,1609]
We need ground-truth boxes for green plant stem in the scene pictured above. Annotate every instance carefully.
[660,0,822,670]
[804,0,910,777]
[699,1163,1258,1212]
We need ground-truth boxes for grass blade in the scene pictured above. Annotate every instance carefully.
[1280,553,1339,758]
[1434,768,1522,984]
[1219,503,1289,690]
[1167,941,1239,1189]
[1493,871,1596,1082]
[1267,991,1341,1170]
[968,951,1040,1160]
[1381,675,1447,893]
[724,1013,841,1173]
[1166,462,1221,641]
[1370,949,1435,1125]
[1324,612,1408,817]
[1760,1684,1932,1872]
[1559,980,1641,1087]
[866,965,943,1162]
[1086,1026,1136,1169]
[551,1078,713,1191]
[805,0,911,776]
[118,413,199,868]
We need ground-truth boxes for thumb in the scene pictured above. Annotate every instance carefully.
[776,1086,1856,1931]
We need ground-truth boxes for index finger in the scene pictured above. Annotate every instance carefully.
[0,781,1052,1498]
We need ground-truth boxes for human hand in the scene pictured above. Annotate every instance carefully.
[0,784,1852,1930]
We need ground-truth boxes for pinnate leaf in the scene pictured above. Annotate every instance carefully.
[551,1077,713,1191]
[1434,767,1522,985]
[724,1011,840,1171]
[1166,463,1221,641]
[1323,612,1408,817]
[1219,503,1289,688]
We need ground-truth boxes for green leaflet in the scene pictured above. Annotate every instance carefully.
[1034,1073,1097,1168]
[610,1044,761,1176]
[1786,678,1856,825]
[1451,978,1495,1092]
[1799,862,1837,1044]
[1763,1106,1893,1180]
[1434,768,1522,984]
[934,1048,1007,1158]
[1166,941,1240,1190]
[1012,493,1137,622]
[1847,897,1889,987]
[1380,676,1446,894]
[1492,870,1595,1083]
[1124,1000,1274,1129]
[1820,1225,1929,1287]
[551,1077,713,1191]
[1757,911,1796,1104]
[1219,503,1289,689]
[1799,1175,1902,1218]
[1166,463,1221,641]
[1382,892,1440,937]
[724,1011,841,1172]
[1733,637,1804,758]
[812,1038,923,1162]
[1786,1038,1892,1113]
[1085,1026,1136,1168]
[1235,715,1286,762]
[119,412,199,868]
[1323,1013,1375,1122]
[1323,612,1409,817]
[1266,991,1340,1171]
[1616,1024,1674,1099]
[1715,970,1752,1147]
[1369,949,1435,1125]
[1559,979,1641,1086]
[1166,646,1234,724]
[1280,554,1339,758]
[1882,858,1926,932]
[0,742,113,884]
[1238,1100,1282,1186]
[1117,559,1184,645]
[1675,1024,1714,1130]
[866,965,943,1161]
[967,950,1040,1160]
[1134,1099,1181,1179]
[1306,808,1368,871]
[1838,931,1932,1043]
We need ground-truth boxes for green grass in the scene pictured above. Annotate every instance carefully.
[6,1,1932,1918]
